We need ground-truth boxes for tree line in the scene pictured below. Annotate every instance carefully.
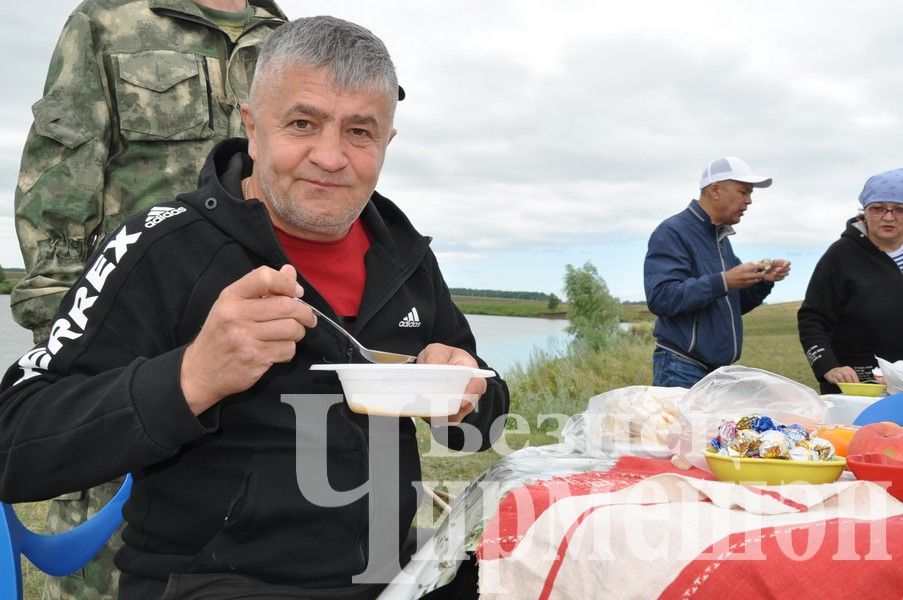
[448,288,552,301]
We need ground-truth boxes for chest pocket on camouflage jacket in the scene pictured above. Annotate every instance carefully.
[112,50,214,142]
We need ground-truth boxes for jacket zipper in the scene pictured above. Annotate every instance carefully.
[715,232,739,362]
[200,60,214,130]
[688,312,698,353]
[354,239,431,333]
[337,404,370,572]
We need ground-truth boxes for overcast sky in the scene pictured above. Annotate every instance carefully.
[2,0,901,303]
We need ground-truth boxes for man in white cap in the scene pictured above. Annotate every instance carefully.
[643,156,791,387]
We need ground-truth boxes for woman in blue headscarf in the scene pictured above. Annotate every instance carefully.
[798,168,903,394]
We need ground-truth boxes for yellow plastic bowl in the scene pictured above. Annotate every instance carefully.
[705,451,846,485]
[837,382,887,397]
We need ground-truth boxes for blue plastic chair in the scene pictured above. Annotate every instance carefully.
[0,475,132,600]
[854,392,903,426]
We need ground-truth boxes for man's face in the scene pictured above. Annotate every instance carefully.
[243,67,396,241]
[710,180,754,226]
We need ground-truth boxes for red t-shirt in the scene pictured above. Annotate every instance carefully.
[274,220,370,319]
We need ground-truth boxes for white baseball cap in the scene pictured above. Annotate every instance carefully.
[699,156,772,189]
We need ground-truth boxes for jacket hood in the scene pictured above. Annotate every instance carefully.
[843,215,866,237]
[841,216,884,257]
[184,138,430,274]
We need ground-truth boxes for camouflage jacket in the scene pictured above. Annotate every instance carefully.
[11,0,286,341]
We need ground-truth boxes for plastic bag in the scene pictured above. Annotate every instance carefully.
[877,356,903,395]
[576,385,688,458]
[667,365,828,471]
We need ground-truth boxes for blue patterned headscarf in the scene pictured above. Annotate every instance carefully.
[859,168,903,206]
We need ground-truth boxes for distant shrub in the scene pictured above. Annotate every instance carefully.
[563,261,621,350]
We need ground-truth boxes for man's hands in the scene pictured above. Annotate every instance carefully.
[725,258,791,289]
[823,366,860,386]
[417,343,487,424]
[180,265,316,415]
[762,259,791,283]
[180,273,488,422]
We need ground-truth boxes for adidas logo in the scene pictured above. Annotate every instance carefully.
[145,206,187,228]
[398,307,421,328]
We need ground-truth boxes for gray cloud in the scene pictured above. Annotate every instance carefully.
[2,0,902,302]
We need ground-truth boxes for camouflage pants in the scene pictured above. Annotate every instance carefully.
[42,479,125,600]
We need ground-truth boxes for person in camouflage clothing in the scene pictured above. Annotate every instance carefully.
[12,0,286,343]
[10,1,286,598]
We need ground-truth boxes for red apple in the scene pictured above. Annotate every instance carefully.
[848,422,903,460]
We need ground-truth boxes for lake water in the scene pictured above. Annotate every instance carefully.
[0,296,571,378]
[0,295,34,370]
[465,314,571,376]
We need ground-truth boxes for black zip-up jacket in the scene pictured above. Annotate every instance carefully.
[0,139,509,589]
[798,217,903,393]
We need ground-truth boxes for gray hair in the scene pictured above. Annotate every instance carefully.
[250,16,398,113]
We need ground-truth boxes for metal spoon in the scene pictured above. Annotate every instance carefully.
[297,298,417,364]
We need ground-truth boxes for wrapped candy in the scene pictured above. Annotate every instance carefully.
[788,445,813,461]
[709,419,738,453]
[779,424,809,446]
[728,429,761,457]
[718,420,738,445]
[807,437,836,461]
[759,430,790,459]
[736,414,778,433]
[734,414,757,431]
[709,413,837,463]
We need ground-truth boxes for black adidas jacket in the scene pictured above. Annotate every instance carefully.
[798,217,903,393]
[0,139,509,589]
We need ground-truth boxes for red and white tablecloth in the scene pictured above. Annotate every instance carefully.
[476,456,903,599]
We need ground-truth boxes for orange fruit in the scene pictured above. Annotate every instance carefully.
[814,426,858,457]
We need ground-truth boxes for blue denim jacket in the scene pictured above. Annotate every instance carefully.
[643,200,773,368]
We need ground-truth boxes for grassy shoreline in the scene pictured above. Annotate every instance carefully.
[451,295,661,323]
[451,295,568,319]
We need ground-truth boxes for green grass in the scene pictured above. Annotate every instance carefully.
[619,303,657,323]
[13,503,47,598]
[451,296,660,323]
[451,295,568,318]
[4,268,24,284]
[14,301,814,598]
[739,301,818,388]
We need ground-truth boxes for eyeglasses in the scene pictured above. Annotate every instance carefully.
[865,204,903,218]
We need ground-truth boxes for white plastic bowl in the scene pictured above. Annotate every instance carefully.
[310,363,496,417]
